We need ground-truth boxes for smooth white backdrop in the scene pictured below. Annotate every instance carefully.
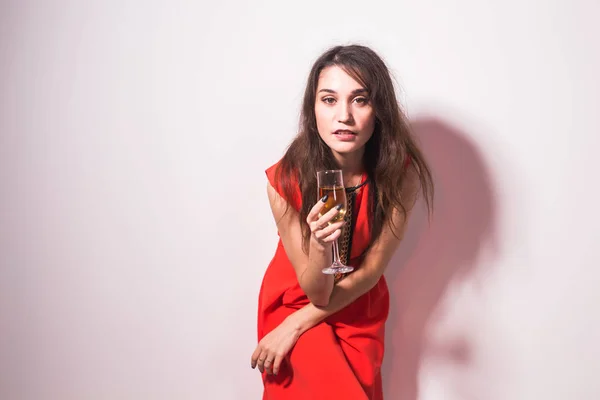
[1,1,599,399]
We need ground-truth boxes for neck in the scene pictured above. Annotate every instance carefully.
[332,149,365,186]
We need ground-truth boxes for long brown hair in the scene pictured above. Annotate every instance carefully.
[275,44,434,252]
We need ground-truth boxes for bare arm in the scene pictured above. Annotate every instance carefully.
[252,169,421,375]
[291,206,410,333]
[285,169,420,334]
[267,182,344,306]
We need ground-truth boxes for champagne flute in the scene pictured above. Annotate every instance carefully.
[317,170,354,274]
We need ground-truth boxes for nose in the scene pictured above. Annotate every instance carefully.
[336,101,353,124]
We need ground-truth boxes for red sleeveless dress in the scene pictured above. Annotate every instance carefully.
[257,161,389,400]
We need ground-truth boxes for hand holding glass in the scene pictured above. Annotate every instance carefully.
[317,170,354,275]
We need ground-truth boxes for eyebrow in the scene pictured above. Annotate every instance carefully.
[317,88,369,95]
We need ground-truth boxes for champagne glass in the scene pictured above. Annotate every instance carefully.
[317,170,354,274]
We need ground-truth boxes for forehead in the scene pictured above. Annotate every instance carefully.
[316,66,365,92]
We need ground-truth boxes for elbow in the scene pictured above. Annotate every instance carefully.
[308,293,330,307]
[303,286,333,307]
[298,270,334,307]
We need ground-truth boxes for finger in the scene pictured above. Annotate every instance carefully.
[250,345,262,369]
[310,206,343,234]
[272,354,284,376]
[314,205,344,227]
[307,195,329,223]
[264,356,275,375]
[322,228,342,243]
[257,350,269,373]
[313,221,345,240]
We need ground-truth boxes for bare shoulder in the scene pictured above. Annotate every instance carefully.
[266,181,297,225]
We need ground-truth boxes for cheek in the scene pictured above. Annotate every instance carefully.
[314,106,331,132]
[360,111,376,134]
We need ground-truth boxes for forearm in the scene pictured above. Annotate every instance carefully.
[291,266,380,335]
[299,238,335,306]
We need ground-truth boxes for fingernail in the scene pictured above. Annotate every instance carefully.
[320,194,329,202]
[335,204,343,210]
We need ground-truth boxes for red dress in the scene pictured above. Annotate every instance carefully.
[257,161,389,400]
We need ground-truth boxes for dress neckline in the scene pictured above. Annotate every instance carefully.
[345,173,369,193]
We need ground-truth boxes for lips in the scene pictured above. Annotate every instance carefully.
[332,130,357,142]
[333,129,356,135]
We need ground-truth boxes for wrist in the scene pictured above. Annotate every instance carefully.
[285,307,317,336]
[309,236,332,253]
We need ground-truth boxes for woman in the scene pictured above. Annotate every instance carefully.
[251,44,434,399]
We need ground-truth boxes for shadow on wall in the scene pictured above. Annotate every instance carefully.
[382,116,499,399]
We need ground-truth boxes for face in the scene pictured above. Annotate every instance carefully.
[314,66,376,160]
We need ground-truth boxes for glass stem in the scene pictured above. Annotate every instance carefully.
[332,239,342,265]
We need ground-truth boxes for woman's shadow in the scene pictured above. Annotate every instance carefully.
[382,116,499,399]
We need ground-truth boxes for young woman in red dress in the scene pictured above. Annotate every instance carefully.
[251,44,434,400]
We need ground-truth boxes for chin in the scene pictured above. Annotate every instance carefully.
[328,142,365,156]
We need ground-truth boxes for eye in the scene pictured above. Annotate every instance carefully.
[354,97,369,105]
[322,97,336,104]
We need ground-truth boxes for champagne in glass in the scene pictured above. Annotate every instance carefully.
[318,186,347,223]
[317,170,354,274]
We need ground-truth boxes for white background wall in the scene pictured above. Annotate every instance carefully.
[1,1,599,399]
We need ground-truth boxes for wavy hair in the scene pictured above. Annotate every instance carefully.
[275,44,434,252]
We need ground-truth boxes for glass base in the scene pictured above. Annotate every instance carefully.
[322,262,354,275]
